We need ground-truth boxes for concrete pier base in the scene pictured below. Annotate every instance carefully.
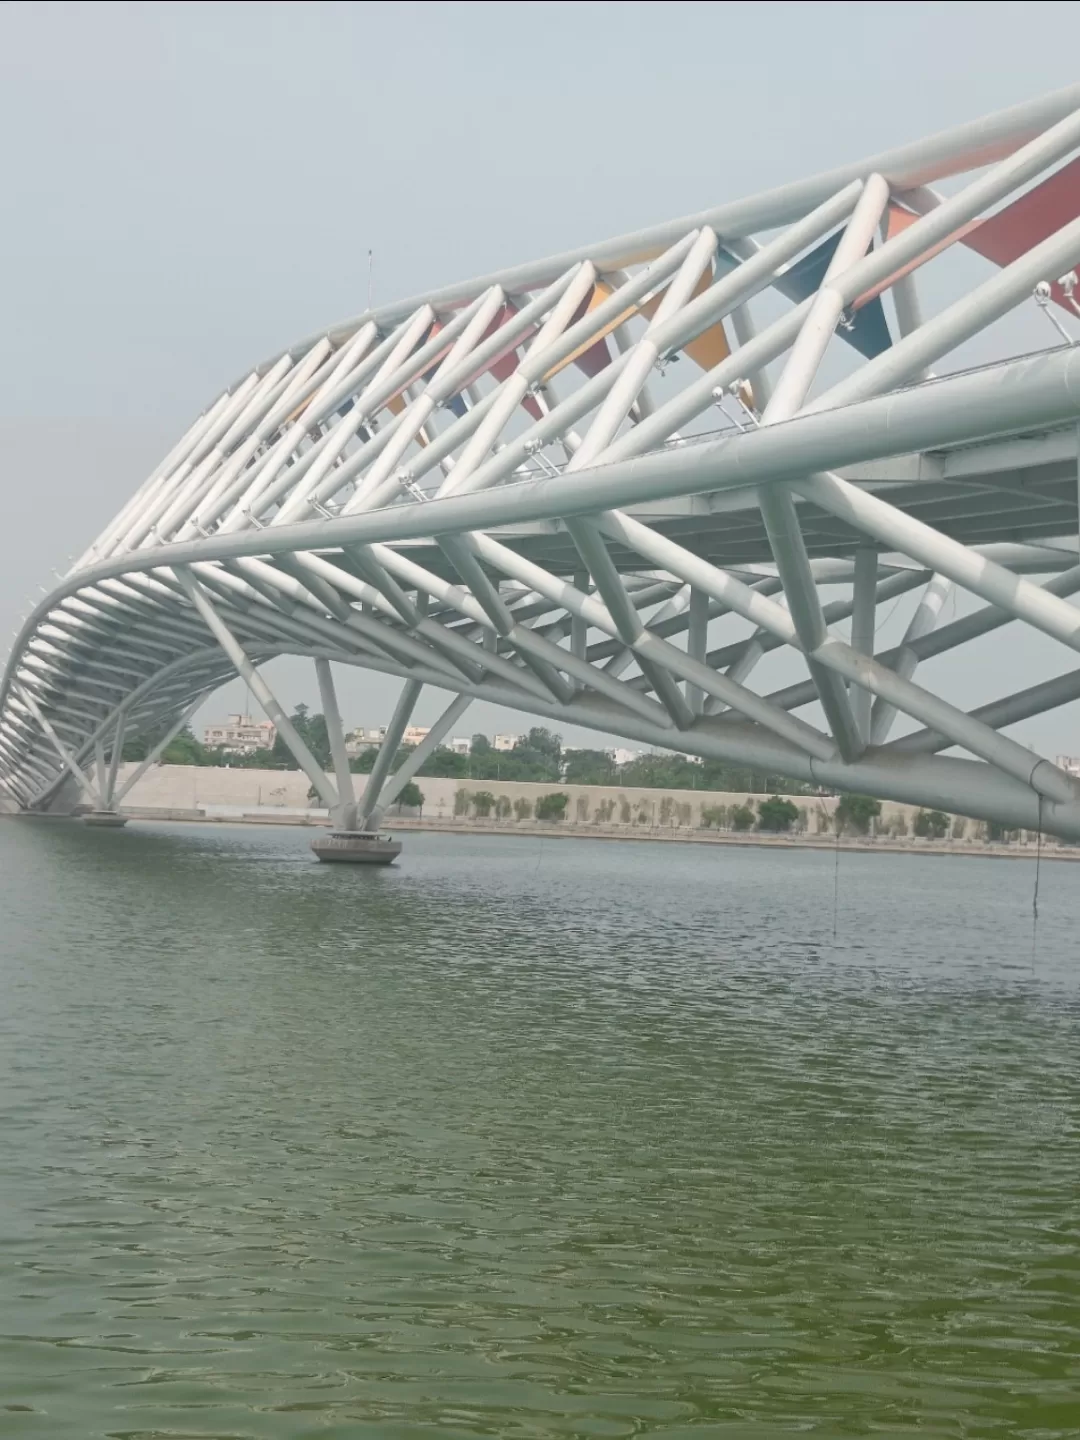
[83,810,129,828]
[310,831,402,865]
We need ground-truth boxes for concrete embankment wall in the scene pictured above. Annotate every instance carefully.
[115,763,944,837]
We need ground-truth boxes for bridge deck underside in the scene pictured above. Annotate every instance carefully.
[491,442,1080,576]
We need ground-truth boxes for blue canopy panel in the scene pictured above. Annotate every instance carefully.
[715,238,892,360]
[422,362,468,418]
[771,231,893,360]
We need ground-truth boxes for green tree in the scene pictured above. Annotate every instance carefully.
[350,744,413,774]
[471,790,496,818]
[470,733,492,755]
[535,792,569,821]
[123,723,208,765]
[614,751,817,796]
[121,733,151,762]
[417,745,468,778]
[396,780,424,813]
[161,726,207,765]
[522,727,561,763]
[270,704,305,768]
[488,728,560,782]
[757,795,799,832]
[835,793,882,835]
[305,713,332,771]
[512,796,533,821]
[730,803,756,831]
[914,808,949,840]
[270,705,331,771]
[619,753,703,790]
[563,748,616,785]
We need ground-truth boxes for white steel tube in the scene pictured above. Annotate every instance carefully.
[113,698,202,803]
[434,263,598,499]
[686,587,709,715]
[869,573,952,744]
[15,684,103,806]
[567,228,718,471]
[116,372,263,551]
[850,547,878,741]
[175,569,340,809]
[358,679,423,825]
[315,657,357,830]
[371,691,473,821]
[318,285,506,515]
[252,84,1080,367]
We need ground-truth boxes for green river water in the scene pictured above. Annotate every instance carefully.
[1,819,1078,1437]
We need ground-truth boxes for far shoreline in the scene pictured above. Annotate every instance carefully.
[15,808,1074,863]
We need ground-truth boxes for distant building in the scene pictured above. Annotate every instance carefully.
[203,714,276,753]
[448,737,471,755]
[1057,754,1080,777]
[345,725,386,756]
[402,725,430,747]
[611,747,642,766]
[492,733,521,751]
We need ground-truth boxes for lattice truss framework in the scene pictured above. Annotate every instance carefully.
[6,86,1080,834]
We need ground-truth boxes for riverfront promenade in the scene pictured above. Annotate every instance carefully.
[52,762,1069,860]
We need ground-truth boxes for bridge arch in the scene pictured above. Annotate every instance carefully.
[5,85,1080,836]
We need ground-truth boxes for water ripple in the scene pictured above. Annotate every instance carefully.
[2,822,1079,1436]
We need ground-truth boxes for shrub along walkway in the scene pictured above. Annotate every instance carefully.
[102,804,1080,861]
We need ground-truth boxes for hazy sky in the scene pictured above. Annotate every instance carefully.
[3,1,1080,753]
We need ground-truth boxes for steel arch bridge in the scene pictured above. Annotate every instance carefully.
[6,86,1080,837]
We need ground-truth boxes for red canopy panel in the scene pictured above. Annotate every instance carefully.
[856,157,1080,311]
[963,154,1080,310]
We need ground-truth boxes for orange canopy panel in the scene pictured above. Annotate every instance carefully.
[540,270,733,383]
[639,268,732,370]
[541,281,624,382]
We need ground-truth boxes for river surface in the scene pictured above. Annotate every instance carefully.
[2,819,1079,1437]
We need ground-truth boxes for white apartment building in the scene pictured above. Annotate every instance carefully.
[402,726,431,747]
[1057,754,1080,777]
[492,733,521,751]
[345,725,386,756]
[448,737,471,755]
[203,714,276,753]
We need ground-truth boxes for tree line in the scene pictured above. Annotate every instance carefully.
[122,717,1025,841]
[125,711,821,796]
